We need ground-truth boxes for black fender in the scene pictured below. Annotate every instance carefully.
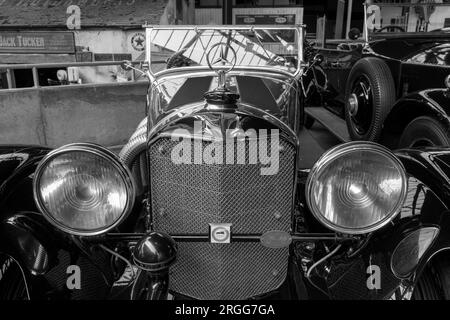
[0,211,72,300]
[394,149,450,293]
[396,148,450,203]
[382,89,450,138]
[0,145,55,256]
[326,148,450,299]
[377,148,450,293]
[0,145,55,265]
[0,145,51,207]
[0,211,61,275]
[0,145,62,298]
[0,145,63,296]
[0,145,118,300]
[0,211,115,300]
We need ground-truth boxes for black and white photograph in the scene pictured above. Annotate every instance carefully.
[0,0,450,313]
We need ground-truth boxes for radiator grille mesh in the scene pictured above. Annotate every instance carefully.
[149,136,296,299]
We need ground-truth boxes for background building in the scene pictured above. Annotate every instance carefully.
[0,0,370,87]
[0,0,167,86]
[194,0,365,39]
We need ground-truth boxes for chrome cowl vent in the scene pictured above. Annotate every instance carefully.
[148,131,296,299]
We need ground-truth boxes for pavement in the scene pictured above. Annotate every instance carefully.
[298,122,341,169]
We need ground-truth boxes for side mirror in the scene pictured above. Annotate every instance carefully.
[121,60,134,71]
[348,28,361,40]
[120,60,151,80]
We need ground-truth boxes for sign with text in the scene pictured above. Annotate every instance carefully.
[233,7,303,45]
[235,14,296,43]
[235,14,296,25]
[0,32,75,54]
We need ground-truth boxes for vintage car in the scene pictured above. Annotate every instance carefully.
[2,25,450,301]
[305,2,450,149]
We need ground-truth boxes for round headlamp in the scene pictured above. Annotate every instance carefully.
[33,143,135,236]
[306,142,407,234]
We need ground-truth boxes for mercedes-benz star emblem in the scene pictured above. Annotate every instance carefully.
[206,42,237,74]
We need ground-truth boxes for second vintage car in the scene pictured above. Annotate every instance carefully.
[305,1,450,149]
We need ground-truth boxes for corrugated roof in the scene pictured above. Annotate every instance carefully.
[0,0,167,28]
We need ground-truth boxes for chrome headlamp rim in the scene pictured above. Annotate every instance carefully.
[306,141,408,235]
[33,143,136,237]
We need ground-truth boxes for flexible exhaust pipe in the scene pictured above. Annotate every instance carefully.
[119,117,147,168]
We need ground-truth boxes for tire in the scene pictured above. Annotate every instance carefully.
[398,116,450,148]
[0,253,30,300]
[344,57,395,141]
[413,258,450,300]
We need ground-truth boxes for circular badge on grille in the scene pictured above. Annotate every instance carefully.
[260,230,292,248]
[212,227,229,242]
[209,223,232,244]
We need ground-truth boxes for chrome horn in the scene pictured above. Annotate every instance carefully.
[131,232,177,300]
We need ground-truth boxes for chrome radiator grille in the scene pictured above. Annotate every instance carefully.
[149,136,296,300]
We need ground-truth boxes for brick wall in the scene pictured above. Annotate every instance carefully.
[0,0,167,28]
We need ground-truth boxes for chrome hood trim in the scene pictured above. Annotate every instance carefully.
[147,102,298,147]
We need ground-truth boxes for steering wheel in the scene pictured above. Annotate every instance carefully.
[375,25,406,33]
[166,49,192,69]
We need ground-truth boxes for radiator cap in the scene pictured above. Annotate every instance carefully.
[204,88,240,110]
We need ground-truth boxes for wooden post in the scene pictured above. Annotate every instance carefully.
[188,0,195,24]
[316,15,327,48]
[223,0,233,25]
[335,0,346,39]
[346,0,353,39]
[32,67,39,88]
[6,68,13,89]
